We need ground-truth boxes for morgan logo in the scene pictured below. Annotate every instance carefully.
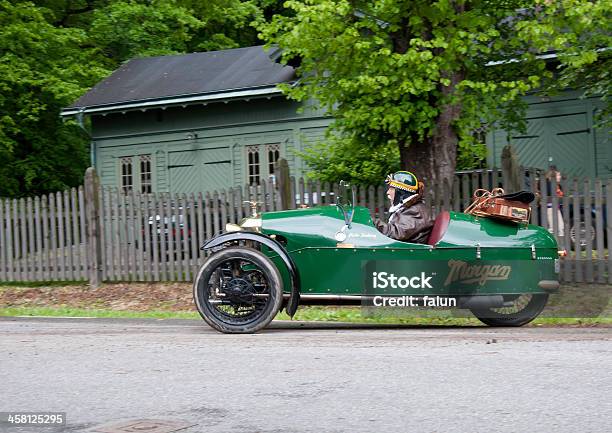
[444,260,511,286]
[372,272,434,289]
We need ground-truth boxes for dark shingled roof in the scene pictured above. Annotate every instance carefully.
[67,45,294,109]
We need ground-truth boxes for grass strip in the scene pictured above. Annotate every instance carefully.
[0,307,200,320]
[2,306,610,326]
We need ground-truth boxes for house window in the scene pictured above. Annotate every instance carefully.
[268,143,280,175]
[246,143,281,185]
[119,154,153,194]
[247,145,261,186]
[120,157,133,194]
[140,154,152,194]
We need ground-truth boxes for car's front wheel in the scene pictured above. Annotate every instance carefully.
[193,247,283,333]
[470,293,548,327]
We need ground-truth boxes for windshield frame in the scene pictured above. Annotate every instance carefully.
[336,181,356,227]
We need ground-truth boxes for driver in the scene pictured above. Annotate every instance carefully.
[374,171,434,243]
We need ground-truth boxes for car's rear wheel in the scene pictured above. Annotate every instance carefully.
[569,222,596,248]
[193,247,283,333]
[470,293,548,327]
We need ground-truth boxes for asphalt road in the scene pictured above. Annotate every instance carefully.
[1,317,611,433]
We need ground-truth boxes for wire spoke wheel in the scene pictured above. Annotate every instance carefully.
[570,222,595,248]
[210,267,269,321]
[471,293,548,327]
[193,247,283,333]
[490,294,533,315]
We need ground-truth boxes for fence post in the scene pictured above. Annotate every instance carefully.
[84,167,102,287]
[275,158,291,210]
[501,144,521,192]
[607,179,612,285]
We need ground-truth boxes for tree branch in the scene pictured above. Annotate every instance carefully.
[56,0,95,27]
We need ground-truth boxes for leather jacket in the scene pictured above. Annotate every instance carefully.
[374,199,434,244]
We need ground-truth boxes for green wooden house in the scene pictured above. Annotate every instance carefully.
[487,91,610,179]
[61,45,610,194]
[61,46,331,194]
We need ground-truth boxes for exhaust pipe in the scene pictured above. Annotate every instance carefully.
[457,295,506,310]
[295,294,510,309]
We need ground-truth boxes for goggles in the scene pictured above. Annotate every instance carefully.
[385,173,419,193]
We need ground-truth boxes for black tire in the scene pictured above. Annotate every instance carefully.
[471,294,549,327]
[193,247,283,333]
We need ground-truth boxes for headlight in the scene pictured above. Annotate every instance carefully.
[241,217,262,229]
[225,223,242,232]
[226,217,262,232]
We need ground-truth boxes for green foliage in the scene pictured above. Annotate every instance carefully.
[524,0,611,126]
[300,130,401,185]
[179,0,264,51]
[88,1,205,60]
[259,0,608,183]
[0,1,106,197]
[300,129,487,184]
[37,0,271,54]
[2,0,606,195]
[0,0,278,198]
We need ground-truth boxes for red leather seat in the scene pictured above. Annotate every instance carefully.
[427,211,450,245]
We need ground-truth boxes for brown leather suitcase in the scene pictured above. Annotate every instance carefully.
[465,188,532,223]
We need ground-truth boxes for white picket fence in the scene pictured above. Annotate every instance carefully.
[0,167,610,284]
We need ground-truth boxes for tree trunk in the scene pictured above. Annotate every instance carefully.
[399,71,463,188]
[393,1,468,189]
[399,135,436,184]
[399,126,457,188]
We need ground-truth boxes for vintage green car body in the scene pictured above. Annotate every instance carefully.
[195,193,560,333]
[259,205,559,298]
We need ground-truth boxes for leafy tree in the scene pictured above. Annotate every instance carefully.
[300,136,400,185]
[39,0,278,60]
[0,1,106,197]
[34,0,109,27]
[178,0,264,51]
[526,0,611,126]
[259,0,606,185]
[88,1,205,60]
[0,0,286,197]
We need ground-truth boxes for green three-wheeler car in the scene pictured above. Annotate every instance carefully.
[193,184,561,333]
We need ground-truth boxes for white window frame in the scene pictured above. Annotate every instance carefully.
[120,156,134,194]
[245,143,281,185]
[139,154,152,194]
[119,153,153,194]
